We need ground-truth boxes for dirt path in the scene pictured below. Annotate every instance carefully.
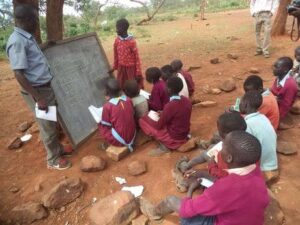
[0,9,300,224]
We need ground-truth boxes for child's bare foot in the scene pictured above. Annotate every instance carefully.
[140,198,162,221]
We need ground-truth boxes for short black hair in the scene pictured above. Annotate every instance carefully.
[167,76,183,94]
[217,111,247,138]
[243,75,263,92]
[105,78,121,98]
[145,67,161,83]
[124,79,140,98]
[14,4,37,19]
[170,59,183,72]
[241,90,263,111]
[225,131,261,167]
[116,18,129,30]
[161,65,174,82]
[278,56,293,71]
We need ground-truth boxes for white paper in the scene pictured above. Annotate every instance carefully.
[35,105,57,122]
[206,141,223,161]
[139,89,150,100]
[121,185,144,197]
[20,134,32,142]
[115,177,127,185]
[148,110,160,122]
[201,178,214,188]
[88,105,103,123]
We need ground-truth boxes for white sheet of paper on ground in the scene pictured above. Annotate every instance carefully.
[115,177,127,185]
[139,89,150,100]
[206,141,223,161]
[201,178,214,188]
[121,185,144,197]
[88,105,103,123]
[148,110,160,122]
[35,104,57,122]
[20,134,32,142]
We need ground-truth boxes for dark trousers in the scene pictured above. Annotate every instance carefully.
[181,215,215,225]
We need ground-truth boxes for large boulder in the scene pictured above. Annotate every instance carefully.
[89,191,139,225]
[42,177,84,209]
[12,202,48,224]
[128,161,147,176]
[80,155,106,172]
[264,190,285,225]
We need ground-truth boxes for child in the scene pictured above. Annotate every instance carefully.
[160,65,175,82]
[146,67,169,111]
[140,131,270,225]
[124,79,149,120]
[139,76,192,155]
[171,59,195,97]
[239,90,278,174]
[98,78,136,151]
[244,75,279,130]
[271,57,298,120]
[291,46,300,96]
[109,18,143,90]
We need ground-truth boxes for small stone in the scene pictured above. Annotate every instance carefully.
[210,58,220,64]
[219,79,236,92]
[264,190,285,225]
[249,67,260,73]
[227,53,238,60]
[277,141,297,155]
[291,101,300,115]
[12,202,48,224]
[177,138,196,152]
[128,161,147,176]
[198,101,217,107]
[209,88,222,95]
[18,121,31,132]
[202,84,211,94]
[59,206,66,212]
[106,146,129,161]
[9,186,20,193]
[80,155,106,172]
[42,177,84,209]
[27,122,39,134]
[7,137,23,150]
[34,183,42,192]
[89,191,139,225]
[131,214,149,225]
[191,98,201,105]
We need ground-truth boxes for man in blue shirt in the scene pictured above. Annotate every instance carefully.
[6,4,71,170]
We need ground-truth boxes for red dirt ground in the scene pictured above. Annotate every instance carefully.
[1,9,300,224]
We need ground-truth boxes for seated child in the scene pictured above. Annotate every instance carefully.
[239,90,278,174]
[244,75,279,130]
[160,65,175,82]
[98,78,136,151]
[291,46,300,96]
[124,79,149,120]
[271,57,298,120]
[140,131,270,225]
[171,59,195,97]
[139,76,192,155]
[146,67,169,111]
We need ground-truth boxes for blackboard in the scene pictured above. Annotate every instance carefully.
[43,33,111,147]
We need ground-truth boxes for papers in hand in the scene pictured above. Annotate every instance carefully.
[88,105,103,123]
[206,141,223,160]
[148,110,160,122]
[200,178,214,188]
[139,89,150,100]
[35,104,57,122]
[121,185,144,197]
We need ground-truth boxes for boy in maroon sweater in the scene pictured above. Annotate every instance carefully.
[139,76,192,155]
[140,131,269,225]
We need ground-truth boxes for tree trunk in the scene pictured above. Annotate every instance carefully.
[272,0,292,36]
[46,0,64,41]
[13,0,42,43]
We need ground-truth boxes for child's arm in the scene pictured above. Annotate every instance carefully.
[132,40,144,88]
[112,39,118,72]
[279,82,297,118]
[179,151,210,173]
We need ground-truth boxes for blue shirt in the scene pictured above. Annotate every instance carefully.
[245,112,278,171]
[6,27,52,86]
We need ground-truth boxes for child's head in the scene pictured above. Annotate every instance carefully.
[145,67,162,84]
[170,59,183,73]
[161,65,175,82]
[124,79,140,98]
[295,46,300,62]
[217,111,247,140]
[105,78,121,98]
[221,131,261,168]
[116,18,129,36]
[243,75,264,93]
[167,76,183,96]
[239,90,262,115]
[272,57,293,78]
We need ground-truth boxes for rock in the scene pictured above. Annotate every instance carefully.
[227,53,238,60]
[264,190,285,225]
[249,67,259,73]
[9,186,20,193]
[18,121,31,132]
[209,88,222,95]
[135,131,152,146]
[89,191,139,225]
[42,177,84,209]
[291,101,300,115]
[177,138,196,152]
[277,141,297,155]
[131,214,149,225]
[202,84,211,94]
[12,202,48,224]
[27,122,39,134]
[197,101,217,107]
[210,58,220,64]
[263,170,279,185]
[80,155,106,172]
[219,79,236,92]
[106,146,129,161]
[191,98,201,105]
[7,137,23,150]
[128,161,147,176]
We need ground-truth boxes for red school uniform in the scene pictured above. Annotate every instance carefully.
[113,35,143,89]
[148,80,169,111]
[181,70,195,96]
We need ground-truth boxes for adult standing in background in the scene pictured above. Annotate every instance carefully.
[250,0,279,58]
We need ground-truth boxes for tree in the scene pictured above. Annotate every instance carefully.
[272,0,292,36]
[0,0,13,29]
[46,0,64,41]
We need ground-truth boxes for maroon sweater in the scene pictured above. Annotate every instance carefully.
[148,80,169,111]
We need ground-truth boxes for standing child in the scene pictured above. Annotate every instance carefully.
[146,67,169,111]
[291,46,300,96]
[109,18,143,90]
[98,78,136,151]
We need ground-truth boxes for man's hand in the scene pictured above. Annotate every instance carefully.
[37,98,49,113]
